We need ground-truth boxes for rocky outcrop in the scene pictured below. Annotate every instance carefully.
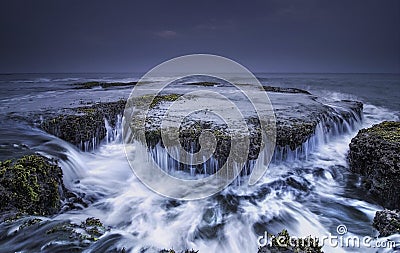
[39,85,363,175]
[160,250,198,253]
[273,97,362,151]
[373,209,400,237]
[73,81,136,89]
[348,121,400,209]
[41,100,126,151]
[45,217,108,244]
[0,155,66,216]
[0,216,127,252]
[262,86,311,94]
[129,89,362,173]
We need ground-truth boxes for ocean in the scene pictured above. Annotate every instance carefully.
[0,73,399,252]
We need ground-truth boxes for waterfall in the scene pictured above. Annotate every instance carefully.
[272,107,363,163]
[104,114,123,144]
[145,105,363,177]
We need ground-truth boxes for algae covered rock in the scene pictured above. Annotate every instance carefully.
[0,154,66,216]
[160,249,199,253]
[41,99,126,150]
[0,216,124,252]
[348,121,400,209]
[373,209,400,237]
[73,81,136,89]
[45,217,108,242]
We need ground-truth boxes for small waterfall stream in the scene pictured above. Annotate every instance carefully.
[145,104,363,178]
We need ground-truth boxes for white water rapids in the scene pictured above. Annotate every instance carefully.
[41,102,398,253]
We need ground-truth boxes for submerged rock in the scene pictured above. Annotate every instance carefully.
[0,216,126,252]
[160,250,199,253]
[373,209,400,237]
[45,217,108,242]
[73,81,137,89]
[348,121,400,209]
[0,155,66,217]
[262,86,311,94]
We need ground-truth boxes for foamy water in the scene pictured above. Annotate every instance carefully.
[0,73,399,252]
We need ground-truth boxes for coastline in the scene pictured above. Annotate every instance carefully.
[0,74,398,252]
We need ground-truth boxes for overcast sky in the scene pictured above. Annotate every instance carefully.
[0,0,399,73]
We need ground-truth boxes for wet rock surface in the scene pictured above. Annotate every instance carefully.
[41,99,126,151]
[0,216,127,252]
[128,87,362,173]
[0,155,66,217]
[348,121,400,209]
[272,95,362,150]
[73,81,137,89]
[135,90,363,152]
[373,209,400,237]
[262,85,311,94]
[39,85,363,174]
[160,249,199,253]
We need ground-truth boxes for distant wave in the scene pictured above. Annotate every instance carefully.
[10,77,84,83]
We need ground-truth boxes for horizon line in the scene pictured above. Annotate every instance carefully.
[1,71,399,75]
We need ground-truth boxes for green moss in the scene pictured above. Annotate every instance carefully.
[366,121,400,143]
[186,81,218,87]
[212,129,230,140]
[19,218,43,230]
[73,81,136,89]
[46,223,73,234]
[41,100,128,149]
[150,94,182,108]
[133,94,183,109]
[45,217,107,243]
[83,217,103,227]
[75,107,98,114]
[145,129,162,147]
[389,218,400,231]
[160,250,198,253]
[0,155,63,215]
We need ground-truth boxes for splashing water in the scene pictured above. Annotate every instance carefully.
[39,101,397,253]
[1,72,399,253]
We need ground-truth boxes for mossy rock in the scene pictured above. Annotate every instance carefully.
[46,217,108,242]
[0,155,65,216]
[73,81,137,89]
[262,86,311,95]
[373,209,400,237]
[364,121,400,143]
[348,121,400,209]
[41,100,126,151]
[0,216,124,252]
[185,81,218,87]
[276,121,317,150]
[132,94,183,109]
[258,229,323,253]
[160,249,199,253]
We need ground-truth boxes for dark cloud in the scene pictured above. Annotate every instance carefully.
[154,30,178,39]
[0,0,399,73]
